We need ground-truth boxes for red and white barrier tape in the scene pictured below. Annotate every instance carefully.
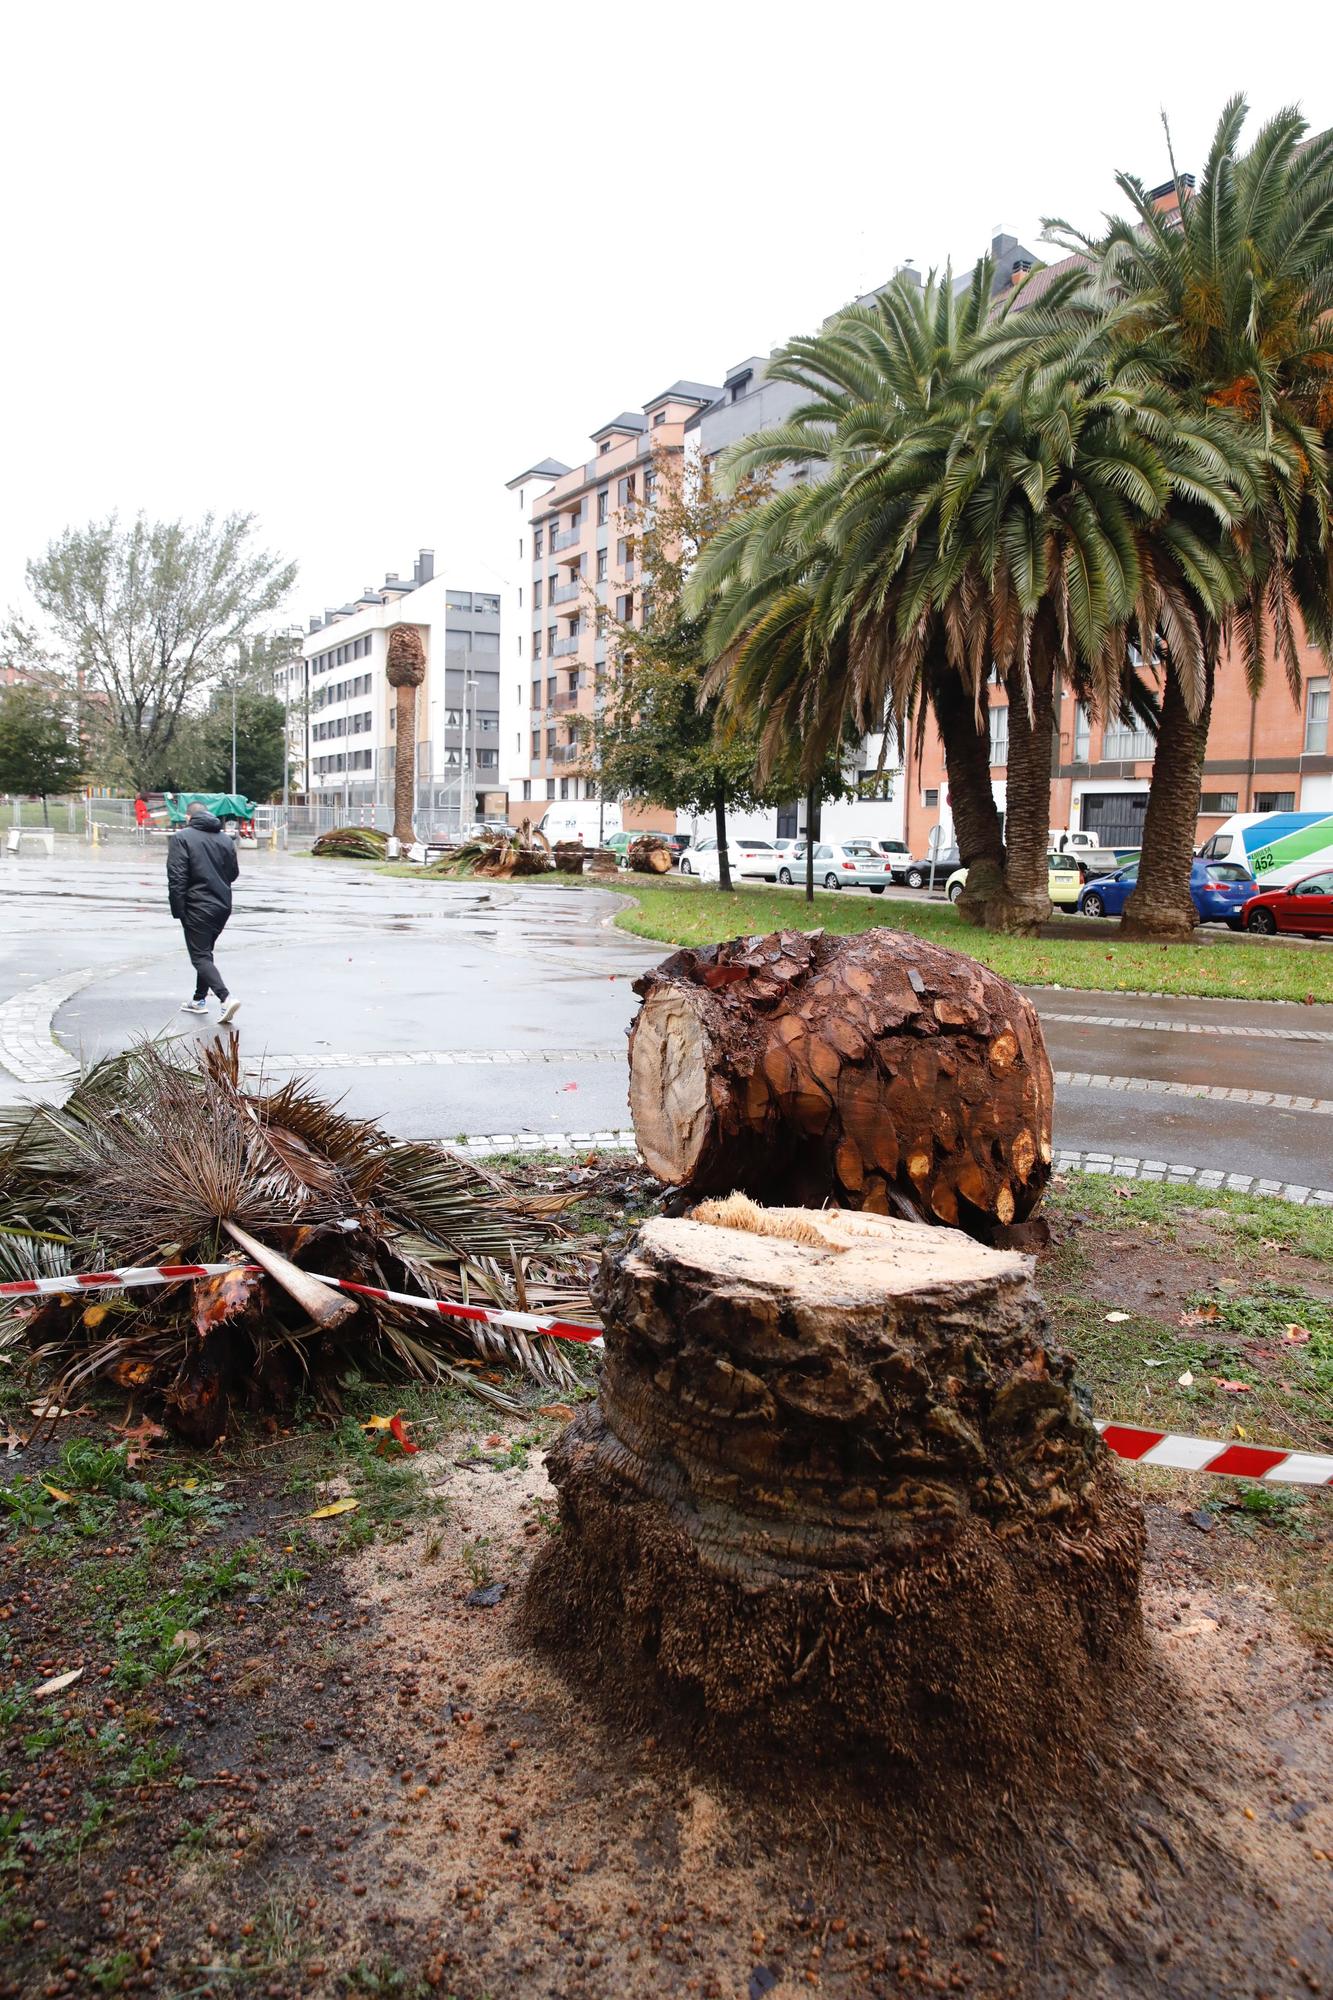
[0,1261,602,1345]
[3,1266,1328,1478]
[1096,1421,1333,1488]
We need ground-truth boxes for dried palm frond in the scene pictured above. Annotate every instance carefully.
[0,1040,599,1440]
[311,827,390,860]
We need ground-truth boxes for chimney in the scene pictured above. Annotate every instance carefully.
[384,573,400,587]
[308,616,321,634]
[417,547,435,584]
[1010,258,1033,288]
[323,608,335,626]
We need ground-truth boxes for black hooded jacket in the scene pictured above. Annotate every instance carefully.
[166,811,239,925]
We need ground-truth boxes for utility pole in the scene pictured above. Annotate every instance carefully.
[230,675,238,794]
[465,675,478,833]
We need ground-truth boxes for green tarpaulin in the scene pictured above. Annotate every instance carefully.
[164,793,255,826]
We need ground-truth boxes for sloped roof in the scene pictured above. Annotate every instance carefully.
[505,457,572,489]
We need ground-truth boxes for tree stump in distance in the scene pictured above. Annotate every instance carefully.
[526,1200,1144,1787]
[628,927,1053,1239]
[628,835,673,874]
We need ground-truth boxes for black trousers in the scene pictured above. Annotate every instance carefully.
[182,909,229,1003]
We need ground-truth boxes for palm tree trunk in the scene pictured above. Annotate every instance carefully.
[929,662,1004,928]
[393,686,417,845]
[994,654,1055,935]
[804,783,819,904]
[713,780,733,892]
[1120,663,1213,940]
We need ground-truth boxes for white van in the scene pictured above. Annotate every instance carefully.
[1197,809,1333,887]
[536,802,624,846]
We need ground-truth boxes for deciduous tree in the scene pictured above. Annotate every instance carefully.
[0,686,84,821]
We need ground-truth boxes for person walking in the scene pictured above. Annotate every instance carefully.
[167,802,241,1022]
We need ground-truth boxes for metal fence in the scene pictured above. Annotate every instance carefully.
[7,793,475,849]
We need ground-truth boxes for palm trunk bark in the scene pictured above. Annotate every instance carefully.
[804,783,819,904]
[1120,663,1213,941]
[393,684,417,845]
[929,661,1004,928]
[994,653,1055,935]
[713,780,733,892]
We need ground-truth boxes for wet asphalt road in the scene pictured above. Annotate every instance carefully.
[1,841,1330,1185]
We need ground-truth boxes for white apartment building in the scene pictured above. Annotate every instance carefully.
[278,551,502,824]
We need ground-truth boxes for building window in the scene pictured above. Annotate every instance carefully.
[1102,717,1156,761]
[728,372,752,402]
[617,475,636,508]
[560,778,570,799]
[547,625,556,652]
[531,732,541,759]
[517,635,522,655]
[1254,790,1295,813]
[599,440,612,455]
[644,468,657,501]
[597,489,608,526]
[1199,792,1239,814]
[518,586,523,607]
[532,630,541,658]
[1306,677,1329,755]
[522,779,531,801]
[615,594,634,623]
[533,580,542,610]
[923,788,939,808]
[988,705,1009,767]
[653,410,666,426]
[596,549,608,582]
[533,527,543,559]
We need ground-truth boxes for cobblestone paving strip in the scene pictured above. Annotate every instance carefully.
[0,968,95,1082]
[1038,1009,1333,1044]
[1051,1070,1333,1115]
[256,1047,625,1070]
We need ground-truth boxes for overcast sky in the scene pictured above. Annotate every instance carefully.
[1,1,1324,634]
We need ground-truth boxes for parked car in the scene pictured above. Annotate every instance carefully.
[661,833,692,863]
[1078,858,1259,926]
[1049,829,1139,877]
[1241,871,1333,936]
[680,836,780,882]
[537,803,624,845]
[902,846,961,890]
[777,840,895,890]
[944,853,1083,910]
[870,838,911,880]
[1197,809,1333,889]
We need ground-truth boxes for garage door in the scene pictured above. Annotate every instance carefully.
[1080,793,1149,850]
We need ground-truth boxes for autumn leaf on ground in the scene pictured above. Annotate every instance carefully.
[2,1429,26,1456]
[361,1413,399,1433]
[34,1667,83,1698]
[109,1358,153,1388]
[30,1402,89,1421]
[1179,1303,1221,1327]
[388,1415,419,1454]
[539,1404,576,1422]
[1282,1323,1311,1345]
[193,1262,262,1339]
[1213,1378,1253,1394]
[40,1481,74,1504]
[1104,1311,1132,1324]
[82,1302,109,1329]
[112,1415,166,1466]
[1177,1371,1195,1387]
[307,1496,359,1520]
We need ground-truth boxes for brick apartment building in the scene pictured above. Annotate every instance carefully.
[505,383,721,828]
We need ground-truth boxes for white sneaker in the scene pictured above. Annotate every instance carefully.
[180,1000,208,1015]
[219,998,242,1026]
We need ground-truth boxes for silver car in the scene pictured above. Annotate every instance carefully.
[777,840,895,891]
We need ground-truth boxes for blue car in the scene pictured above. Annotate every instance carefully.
[1078,858,1258,927]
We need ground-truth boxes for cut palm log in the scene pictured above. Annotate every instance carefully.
[552,841,585,874]
[222,1219,357,1330]
[628,835,672,874]
[526,1199,1144,1785]
[628,927,1052,1237]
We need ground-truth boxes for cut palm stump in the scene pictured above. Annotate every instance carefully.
[527,1199,1144,1786]
[628,927,1052,1237]
[628,835,672,874]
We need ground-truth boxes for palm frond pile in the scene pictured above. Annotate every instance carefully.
[0,1042,596,1441]
[311,827,390,860]
[434,829,553,880]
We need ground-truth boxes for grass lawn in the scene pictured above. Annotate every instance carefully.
[603,873,1333,1002]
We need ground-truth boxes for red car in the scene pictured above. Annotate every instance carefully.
[1242,870,1333,937]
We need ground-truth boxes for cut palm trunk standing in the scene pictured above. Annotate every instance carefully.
[526,1198,1144,1786]
[386,623,427,847]
[929,665,1006,928]
[0,1042,594,1441]
[628,927,1052,1239]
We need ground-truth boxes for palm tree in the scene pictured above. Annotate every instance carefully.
[1045,98,1333,938]
[698,269,1249,932]
[385,624,426,845]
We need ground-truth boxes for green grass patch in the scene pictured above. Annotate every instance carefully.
[592,874,1333,1003]
[1044,1175,1333,1261]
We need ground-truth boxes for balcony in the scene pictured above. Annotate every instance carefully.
[553,689,584,714]
[551,580,581,606]
[551,635,582,658]
[553,743,583,764]
[551,525,582,552]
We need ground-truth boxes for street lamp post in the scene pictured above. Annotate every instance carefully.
[230,677,238,794]
[464,675,478,835]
